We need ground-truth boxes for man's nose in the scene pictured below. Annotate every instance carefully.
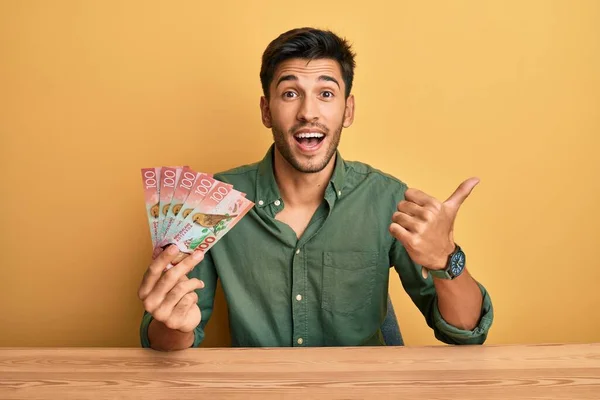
[296,96,319,122]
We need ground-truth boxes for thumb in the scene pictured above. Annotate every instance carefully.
[444,177,480,212]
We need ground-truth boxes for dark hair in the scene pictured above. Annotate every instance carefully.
[260,27,356,99]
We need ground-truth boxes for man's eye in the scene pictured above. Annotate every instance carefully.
[283,91,297,98]
[321,91,334,98]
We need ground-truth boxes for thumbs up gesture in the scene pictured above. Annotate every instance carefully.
[389,178,480,271]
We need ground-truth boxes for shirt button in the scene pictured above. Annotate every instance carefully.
[297,338,303,345]
[296,294,302,301]
[337,190,342,196]
[258,200,264,206]
[295,249,300,255]
[274,199,281,206]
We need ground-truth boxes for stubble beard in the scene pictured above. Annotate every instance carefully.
[272,122,342,174]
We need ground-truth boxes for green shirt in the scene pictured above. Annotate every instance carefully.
[140,146,493,347]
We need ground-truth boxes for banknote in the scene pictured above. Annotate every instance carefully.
[172,180,242,244]
[157,175,228,252]
[158,166,199,243]
[169,190,254,264]
[141,167,162,247]
[177,194,253,251]
[142,165,254,266]
[157,166,183,241]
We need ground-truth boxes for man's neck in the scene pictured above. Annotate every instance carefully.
[273,149,336,209]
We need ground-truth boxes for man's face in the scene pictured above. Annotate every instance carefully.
[260,58,355,173]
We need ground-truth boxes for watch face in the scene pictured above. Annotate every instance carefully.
[450,250,465,276]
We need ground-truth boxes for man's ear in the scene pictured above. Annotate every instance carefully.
[260,96,272,128]
[343,94,355,128]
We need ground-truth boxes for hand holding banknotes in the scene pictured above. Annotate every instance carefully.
[138,245,205,334]
[138,166,254,349]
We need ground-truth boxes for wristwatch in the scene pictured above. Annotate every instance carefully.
[429,244,466,280]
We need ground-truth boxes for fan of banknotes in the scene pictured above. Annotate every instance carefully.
[141,166,254,265]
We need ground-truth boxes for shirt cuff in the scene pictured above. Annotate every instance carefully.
[139,311,153,348]
[432,282,494,345]
[139,311,205,348]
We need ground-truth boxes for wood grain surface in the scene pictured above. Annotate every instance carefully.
[1,344,599,399]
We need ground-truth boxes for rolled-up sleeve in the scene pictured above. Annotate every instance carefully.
[390,239,494,345]
[431,282,493,344]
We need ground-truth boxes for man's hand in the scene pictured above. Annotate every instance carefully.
[138,245,205,333]
[389,178,479,271]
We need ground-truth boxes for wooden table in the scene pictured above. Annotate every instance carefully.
[1,344,599,399]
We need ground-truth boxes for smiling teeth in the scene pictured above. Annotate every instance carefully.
[295,132,324,138]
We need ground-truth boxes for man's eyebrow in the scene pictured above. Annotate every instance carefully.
[318,75,340,89]
[276,75,298,87]
[275,74,341,89]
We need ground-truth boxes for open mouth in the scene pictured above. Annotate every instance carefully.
[293,132,325,150]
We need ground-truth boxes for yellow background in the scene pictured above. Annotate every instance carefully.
[1,0,598,347]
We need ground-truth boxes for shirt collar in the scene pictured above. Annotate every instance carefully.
[255,144,347,209]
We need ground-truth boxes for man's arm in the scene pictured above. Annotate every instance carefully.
[391,239,493,344]
[432,267,482,330]
[147,319,195,351]
[389,178,493,344]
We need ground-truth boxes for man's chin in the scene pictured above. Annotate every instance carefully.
[290,154,333,174]
[295,165,325,174]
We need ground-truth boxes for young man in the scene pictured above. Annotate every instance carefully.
[138,27,493,351]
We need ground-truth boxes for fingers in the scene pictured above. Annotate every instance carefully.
[138,245,181,301]
[444,177,480,211]
[404,188,439,208]
[142,251,204,312]
[165,292,201,329]
[170,299,202,333]
[396,200,434,221]
[169,250,192,267]
[389,222,410,243]
[392,211,422,234]
[151,279,204,324]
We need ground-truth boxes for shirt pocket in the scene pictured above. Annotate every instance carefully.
[321,251,378,315]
